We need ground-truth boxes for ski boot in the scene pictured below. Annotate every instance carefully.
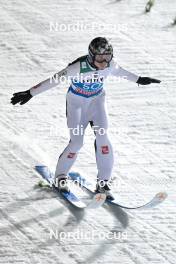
[54,174,70,193]
[96,180,114,200]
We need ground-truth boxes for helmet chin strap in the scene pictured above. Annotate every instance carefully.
[87,55,97,69]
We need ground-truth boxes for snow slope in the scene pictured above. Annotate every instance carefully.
[0,0,176,263]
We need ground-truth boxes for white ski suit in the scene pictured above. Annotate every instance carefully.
[30,56,139,181]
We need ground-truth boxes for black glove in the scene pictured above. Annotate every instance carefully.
[137,77,161,85]
[11,90,32,105]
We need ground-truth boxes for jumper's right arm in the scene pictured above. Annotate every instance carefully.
[11,68,68,105]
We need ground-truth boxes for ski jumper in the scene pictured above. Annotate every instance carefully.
[30,55,139,181]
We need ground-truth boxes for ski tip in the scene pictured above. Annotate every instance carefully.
[155,192,168,201]
[87,193,106,209]
[95,193,106,200]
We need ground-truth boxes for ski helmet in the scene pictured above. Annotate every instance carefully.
[88,37,113,66]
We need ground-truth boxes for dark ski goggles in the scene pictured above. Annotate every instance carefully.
[94,54,113,63]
